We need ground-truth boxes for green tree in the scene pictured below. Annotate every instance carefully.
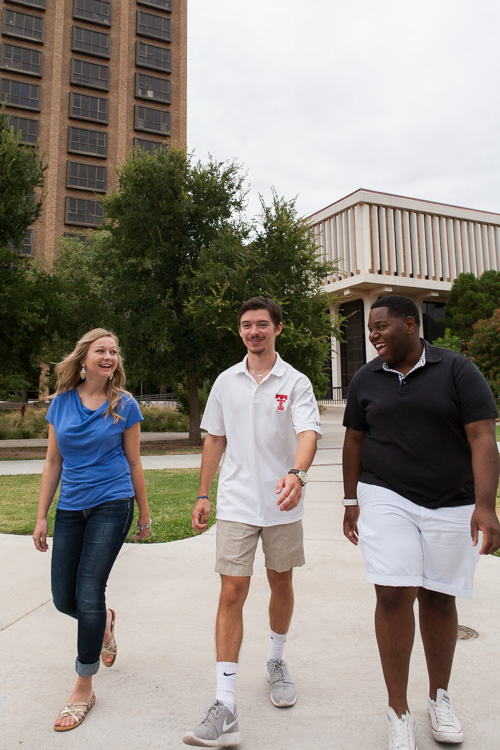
[96,146,248,443]
[0,104,47,249]
[52,148,341,443]
[445,270,500,344]
[248,192,339,393]
[0,247,63,398]
[35,233,111,392]
[185,192,341,396]
[0,106,50,398]
[466,309,500,399]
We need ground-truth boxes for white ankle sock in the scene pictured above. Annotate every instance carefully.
[268,629,287,661]
[216,661,237,713]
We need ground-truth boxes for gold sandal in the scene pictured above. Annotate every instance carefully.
[101,608,117,667]
[54,694,96,732]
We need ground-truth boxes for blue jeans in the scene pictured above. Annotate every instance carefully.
[51,498,133,677]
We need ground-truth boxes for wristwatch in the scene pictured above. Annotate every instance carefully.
[288,469,308,486]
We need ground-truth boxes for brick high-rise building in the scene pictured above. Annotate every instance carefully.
[1,0,187,260]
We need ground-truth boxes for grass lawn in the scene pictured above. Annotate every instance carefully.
[0,469,217,543]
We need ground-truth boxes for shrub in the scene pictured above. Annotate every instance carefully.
[173,381,210,416]
[0,407,49,439]
[139,405,189,432]
[433,329,464,353]
[0,404,189,438]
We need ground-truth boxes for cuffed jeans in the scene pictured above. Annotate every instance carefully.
[51,498,133,677]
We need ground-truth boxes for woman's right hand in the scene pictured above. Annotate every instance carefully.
[33,519,49,552]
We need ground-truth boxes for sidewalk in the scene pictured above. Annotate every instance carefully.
[1,409,499,749]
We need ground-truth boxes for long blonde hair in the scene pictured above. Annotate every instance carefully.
[53,329,129,422]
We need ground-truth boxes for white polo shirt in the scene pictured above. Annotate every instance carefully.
[201,353,322,527]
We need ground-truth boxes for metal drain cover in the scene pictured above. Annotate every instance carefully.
[457,625,479,639]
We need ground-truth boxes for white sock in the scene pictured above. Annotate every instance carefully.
[268,629,287,661]
[216,661,237,713]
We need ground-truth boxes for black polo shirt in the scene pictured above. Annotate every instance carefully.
[343,341,498,509]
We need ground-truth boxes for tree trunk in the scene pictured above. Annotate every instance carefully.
[187,374,202,446]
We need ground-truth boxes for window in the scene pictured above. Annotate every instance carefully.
[1,42,42,76]
[68,125,107,157]
[339,299,366,389]
[69,91,108,123]
[4,0,45,9]
[3,9,44,43]
[72,25,110,58]
[67,160,106,192]
[73,0,111,27]
[135,41,170,72]
[422,302,447,343]
[8,228,35,255]
[135,72,170,103]
[137,0,171,10]
[133,136,167,154]
[136,10,170,41]
[1,78,40,110]
[6,114,38,144]
[71,58,109,90]
[134,105,170,135]
[65,197,104,226]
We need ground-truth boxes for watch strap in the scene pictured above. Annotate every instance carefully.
[288,469,307,486]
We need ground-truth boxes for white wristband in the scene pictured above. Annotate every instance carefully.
[342,498,359,507]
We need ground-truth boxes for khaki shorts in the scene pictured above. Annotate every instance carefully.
[215,519,305,576]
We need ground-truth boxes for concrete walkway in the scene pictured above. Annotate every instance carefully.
[1,409,499,749]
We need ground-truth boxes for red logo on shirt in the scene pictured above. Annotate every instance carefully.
[275,394,288,411]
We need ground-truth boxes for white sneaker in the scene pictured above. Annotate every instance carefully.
[386,707,418,750]
[428,689,463,743]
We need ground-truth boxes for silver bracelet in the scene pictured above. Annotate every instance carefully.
[136,519,152,530]
[342,498,359,507]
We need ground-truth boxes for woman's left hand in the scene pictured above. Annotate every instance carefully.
[135,515,152,541]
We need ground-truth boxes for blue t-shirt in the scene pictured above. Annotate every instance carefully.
[46,389,143,510]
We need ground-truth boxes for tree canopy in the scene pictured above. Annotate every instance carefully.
[52,146,341,442]
[0,104,47,249]
[436,271,500,400]
[0,247,62,398]
[444,270,500,344]
[0,105,51,398]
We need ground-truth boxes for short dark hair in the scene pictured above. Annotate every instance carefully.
[371,295,420,327]
[238,296,283,327]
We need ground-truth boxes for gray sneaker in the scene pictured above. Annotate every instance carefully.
[267,659,297,707]
[183,700,241,747]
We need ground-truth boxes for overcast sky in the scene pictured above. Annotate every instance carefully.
[187,0,500,221]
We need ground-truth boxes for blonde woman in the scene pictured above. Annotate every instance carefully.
[33,328,151,731]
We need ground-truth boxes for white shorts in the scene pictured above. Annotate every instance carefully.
[357,482,481,599]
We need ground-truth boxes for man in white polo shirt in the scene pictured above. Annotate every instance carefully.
[182,296,321,748]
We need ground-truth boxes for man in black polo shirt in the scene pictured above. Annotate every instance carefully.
[342,295,500,750]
